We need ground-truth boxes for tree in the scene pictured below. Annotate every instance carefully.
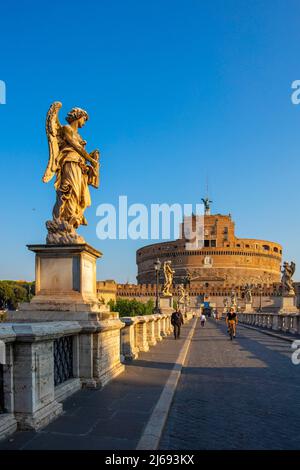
[0,282,13,310]
[0,280,32,310]
[108,298,156,317]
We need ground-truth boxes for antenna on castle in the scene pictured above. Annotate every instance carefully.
[206,175,209,199]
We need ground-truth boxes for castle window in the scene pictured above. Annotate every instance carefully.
[236,244,240,247]
[211,240,216,247]
[245,244,250,248]
[274,247,278,253]
[204,240,210,247]
[263,245,270,251]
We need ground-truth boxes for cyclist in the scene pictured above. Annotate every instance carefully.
[226,307,238,338]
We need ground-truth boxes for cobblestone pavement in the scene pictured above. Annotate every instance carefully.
[160,319,300,450]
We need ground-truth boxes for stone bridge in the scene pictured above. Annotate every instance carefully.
[0,312,300,450]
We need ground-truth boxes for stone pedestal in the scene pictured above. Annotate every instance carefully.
[244,302,253,313]
[120,317,139,360]
[6,242,125,399]
[277,296,299,315]
[146,315,157,347]
[135,317,150,352]
[160,296,173,314]
[21,243,102,314]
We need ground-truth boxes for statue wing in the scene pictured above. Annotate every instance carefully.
[42,101,63,183]
[291,262,296,277]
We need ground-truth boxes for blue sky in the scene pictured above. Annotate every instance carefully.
[0,0,300,282]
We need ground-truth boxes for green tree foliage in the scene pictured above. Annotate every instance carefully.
[0,281,34,311]
[108,298,155,317]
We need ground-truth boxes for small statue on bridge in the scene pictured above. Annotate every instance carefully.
[184,291,190,307]
[244,284,253,304]
[177,284,185,304]
[162,261,175,297]
[230,290,237,308]
[281,261,296,296]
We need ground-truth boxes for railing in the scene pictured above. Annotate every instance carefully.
[239,312,300,336]
[54,336,74,387]
[0,364,4,413]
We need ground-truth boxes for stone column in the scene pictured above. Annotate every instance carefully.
[78,332,95,387]
[146,315,157,347]
[135,317,149,352]
[289,315,298,335]
[120,317,139,360]
[154,315,163,342]
[272,314,279,331]
[166,314,172,334]
[92,319,125,387]
[160,314,167,337]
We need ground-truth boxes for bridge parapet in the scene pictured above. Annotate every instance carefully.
[239,312,300,336]
[0,311,194,442]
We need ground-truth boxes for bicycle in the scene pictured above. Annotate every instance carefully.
[228,321,235,340]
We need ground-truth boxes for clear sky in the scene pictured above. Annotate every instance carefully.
[1,0,300,283]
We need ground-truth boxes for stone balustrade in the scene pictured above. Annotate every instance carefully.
[120,311,192,361]
[239,312,300,335]
[0,318,124,439]
[0,310,193,441]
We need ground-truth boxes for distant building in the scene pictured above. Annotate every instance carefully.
[136,211,282,287]
[96,280,117,306]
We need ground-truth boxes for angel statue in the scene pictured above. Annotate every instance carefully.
[230,290,237,307]
[281,261,296,296]
[177,284,185,304]
[162,261,175,297]
[244,284,253,304]
[201,197,213,215]
[184,291,190,307]
[43,102,100,244]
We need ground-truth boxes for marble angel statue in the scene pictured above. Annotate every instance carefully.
[177,284,185,304]
[281,261,296,296]
[162,261,175,297]
[43,101,100,244]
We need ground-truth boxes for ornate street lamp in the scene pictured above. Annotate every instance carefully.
[257,284,263,312]
[154,258,161,313]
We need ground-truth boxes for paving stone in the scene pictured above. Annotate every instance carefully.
[160,319,300,450]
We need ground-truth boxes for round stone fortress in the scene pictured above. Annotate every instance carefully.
[136,211,282,287]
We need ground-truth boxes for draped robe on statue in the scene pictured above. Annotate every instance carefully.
[53,129,92,229]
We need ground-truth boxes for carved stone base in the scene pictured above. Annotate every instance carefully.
[20,244,102,313]
[46,218,85,245]
[277,296,299,314]
[160,296,173,314]
[244,303,254,313]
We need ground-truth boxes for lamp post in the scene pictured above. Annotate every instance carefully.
[154,258,161,313]
[258,285,263,312]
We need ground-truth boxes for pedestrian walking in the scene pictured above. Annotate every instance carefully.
[200,313,206,327]
[171,309,184,339]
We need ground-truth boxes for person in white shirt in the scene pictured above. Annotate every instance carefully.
[200,313,206,327]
